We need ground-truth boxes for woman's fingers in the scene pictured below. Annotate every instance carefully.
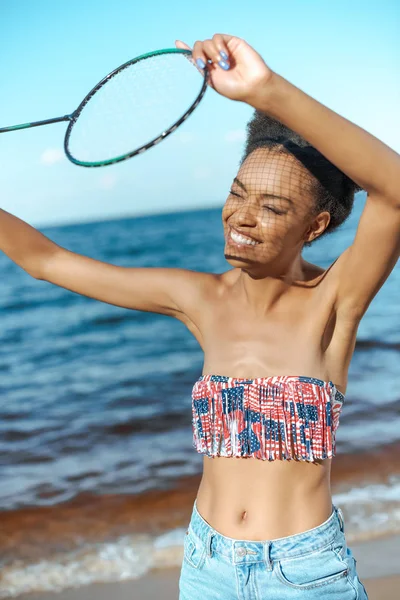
[212,33,231,63]
[176,34,272,103]
[203,39,230,70]
[174,37,233,91]
[175,39,212,82]
[175,40,191,51]
[176,37,231,71]
[192,38,230,70]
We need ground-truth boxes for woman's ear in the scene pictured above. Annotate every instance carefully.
[304,211,331,243]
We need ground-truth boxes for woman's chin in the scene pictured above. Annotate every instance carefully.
[224,251,257,267]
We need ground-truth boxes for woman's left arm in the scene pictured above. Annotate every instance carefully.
[252,72,400,319]
[177,33,400,320]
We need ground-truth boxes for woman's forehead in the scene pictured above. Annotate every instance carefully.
[237,149,310,198]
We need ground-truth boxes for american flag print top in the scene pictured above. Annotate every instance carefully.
[191,375,345,462]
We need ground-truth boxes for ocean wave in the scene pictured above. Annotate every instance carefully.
[1,479,400,598]
[0,529,185,598]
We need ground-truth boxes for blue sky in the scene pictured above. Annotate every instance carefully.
[0,0,399,227]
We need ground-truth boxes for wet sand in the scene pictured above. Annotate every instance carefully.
[18,533,400,600]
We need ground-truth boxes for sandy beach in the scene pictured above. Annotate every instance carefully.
[18,533,400,600]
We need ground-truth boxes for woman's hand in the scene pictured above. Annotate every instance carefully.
[175,34,274,104]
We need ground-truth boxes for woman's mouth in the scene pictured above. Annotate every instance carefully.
[227,228,261,247]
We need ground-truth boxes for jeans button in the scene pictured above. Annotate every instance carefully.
[236,547,246,556]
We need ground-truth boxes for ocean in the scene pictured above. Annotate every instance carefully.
[1,197,399,597]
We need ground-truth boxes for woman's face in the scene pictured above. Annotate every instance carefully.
[222,148,328,275]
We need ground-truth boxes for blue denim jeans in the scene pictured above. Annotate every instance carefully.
[179,498,369,599]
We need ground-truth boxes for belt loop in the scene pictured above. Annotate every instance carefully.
[206,530,214,558]
[263,541,273,571]
[337,507,345,533]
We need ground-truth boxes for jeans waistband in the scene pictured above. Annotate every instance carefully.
[189,499,345,569]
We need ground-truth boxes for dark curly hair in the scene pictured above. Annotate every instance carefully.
[240,110,363,245]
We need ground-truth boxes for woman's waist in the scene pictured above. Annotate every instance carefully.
[197,460,332,539]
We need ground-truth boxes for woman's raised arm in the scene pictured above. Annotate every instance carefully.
[0,207,209,320]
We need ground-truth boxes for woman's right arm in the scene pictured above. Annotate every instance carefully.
[0,208,209,320]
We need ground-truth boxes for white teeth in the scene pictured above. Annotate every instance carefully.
[230,230,259,246]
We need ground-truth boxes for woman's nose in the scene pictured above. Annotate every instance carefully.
[235,204,259,227]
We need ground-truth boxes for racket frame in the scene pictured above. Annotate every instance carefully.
[0,48,208,167]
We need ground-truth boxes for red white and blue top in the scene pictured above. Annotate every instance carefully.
[191,374,345,462]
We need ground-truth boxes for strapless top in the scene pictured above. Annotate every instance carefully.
[191,374,345,462]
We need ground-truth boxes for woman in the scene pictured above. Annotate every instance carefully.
[1,34,399,599]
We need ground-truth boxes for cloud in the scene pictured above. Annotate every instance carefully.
[40,148,64,165]
[99,173,118,190]
[224,129,246,143]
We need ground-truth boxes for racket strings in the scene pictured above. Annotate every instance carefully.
[67,53,205,163]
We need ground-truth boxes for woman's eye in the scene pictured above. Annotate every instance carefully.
[263,205,284,215]
[229,189,244,199]
[229,191,284,214]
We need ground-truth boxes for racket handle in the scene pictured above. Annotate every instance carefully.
[0,114,72,133]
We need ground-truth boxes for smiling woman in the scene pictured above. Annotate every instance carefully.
[173,33,400,600]
[222,146,333,268]
[219,106,366,277]
[238,110,363,245]
[1,32,399,600]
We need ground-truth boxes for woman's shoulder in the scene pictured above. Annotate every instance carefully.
[301,255,344,288]
[176,268,228,303]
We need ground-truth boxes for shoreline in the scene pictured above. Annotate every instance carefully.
[16,532,400,600]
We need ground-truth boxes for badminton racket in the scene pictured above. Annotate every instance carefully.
[0,48,209,167]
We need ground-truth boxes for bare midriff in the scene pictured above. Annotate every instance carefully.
[195,452,333,541]
[185,264,356,541]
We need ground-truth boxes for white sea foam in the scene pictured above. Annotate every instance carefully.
[333,474,400,542]
[2,479,400,597]
[0,529,185,598]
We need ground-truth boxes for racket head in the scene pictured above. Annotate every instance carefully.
[64,48,209,167]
